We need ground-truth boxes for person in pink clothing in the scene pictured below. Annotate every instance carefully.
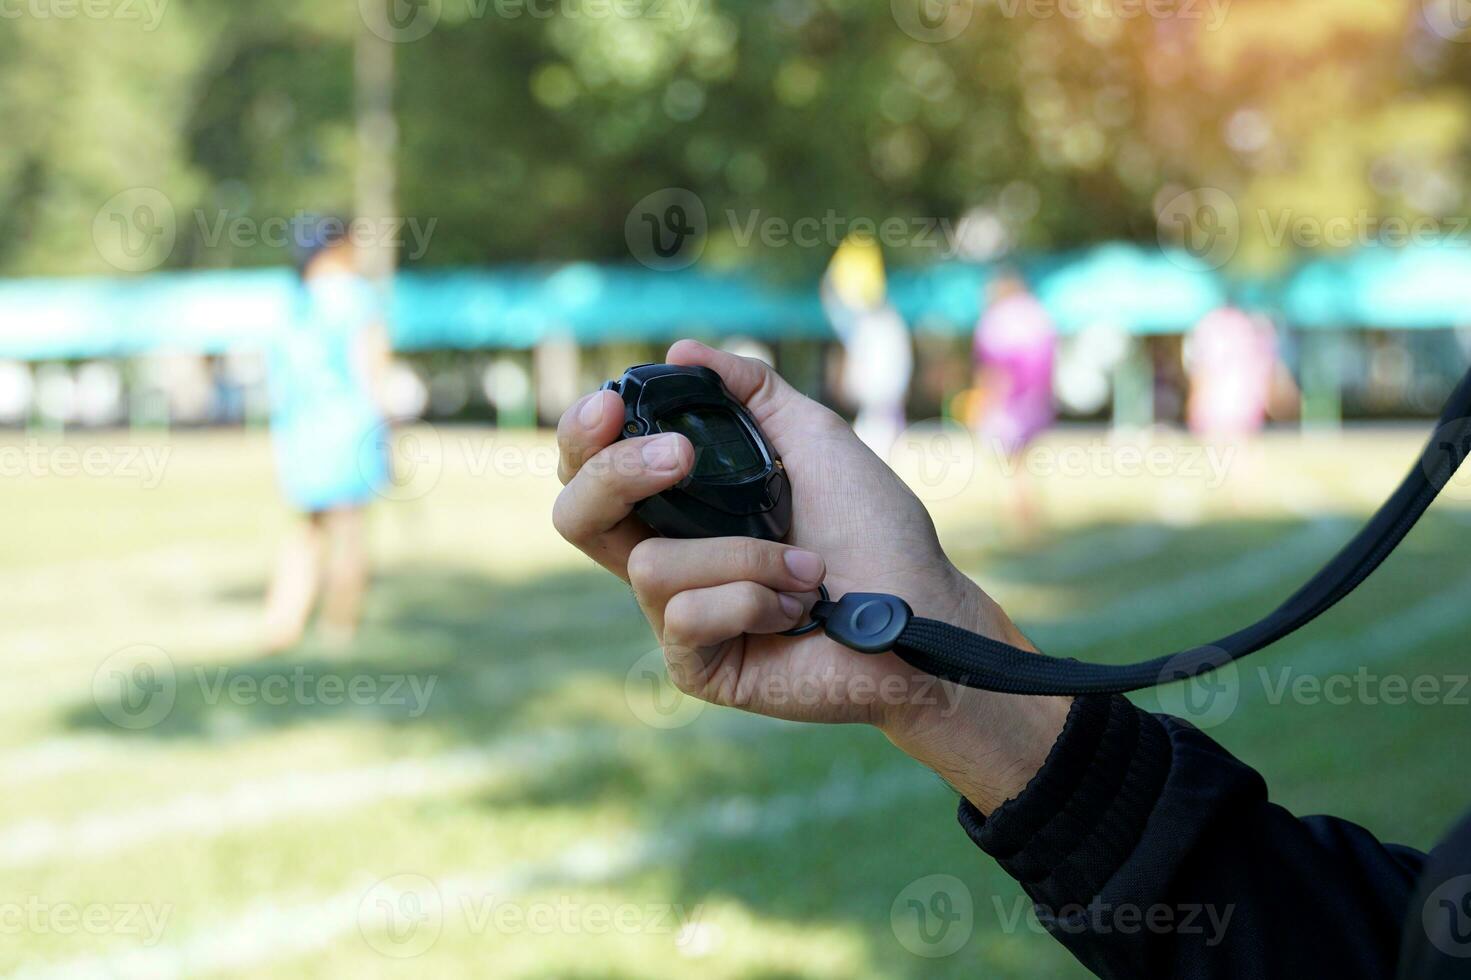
[1184,307,1281,438]
[972,274,1058,536]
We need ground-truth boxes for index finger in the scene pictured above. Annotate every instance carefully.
[665,339,799,426]
[557,388,625,485]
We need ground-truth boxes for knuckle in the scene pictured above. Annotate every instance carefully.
[626,539,664,589]
[732,535,767,575]
[663,591,698,637]
[659,646,701,693]
[550,490,585,543]
[582,441,626,484]
[730,580,771,619]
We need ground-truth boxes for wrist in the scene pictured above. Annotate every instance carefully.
[884,687,1072,815]
[876,569,1071,815]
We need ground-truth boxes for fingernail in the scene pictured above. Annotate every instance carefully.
[778,593,803,619]
[578,393,604,428]
[641,434,683,471]
[782,549,824,585]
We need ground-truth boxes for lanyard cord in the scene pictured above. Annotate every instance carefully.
[810,365,1471,696]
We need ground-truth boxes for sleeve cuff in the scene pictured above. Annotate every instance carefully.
[957,694,1172,908]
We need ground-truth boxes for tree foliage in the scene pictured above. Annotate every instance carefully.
[1,0,1467,278]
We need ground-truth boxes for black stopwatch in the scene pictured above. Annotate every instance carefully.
[602,363,792,541]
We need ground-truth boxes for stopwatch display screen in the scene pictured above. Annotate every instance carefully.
[661,407,765,483]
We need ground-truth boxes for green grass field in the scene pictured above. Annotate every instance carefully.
[3,423,1470,978]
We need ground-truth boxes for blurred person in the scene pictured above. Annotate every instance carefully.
[555,341,1471,980]
[1184,306,1292,438]
[262,218,391,652]
[1184,308,1301,513]
[821,233,913,457]
[971,273,1057,538]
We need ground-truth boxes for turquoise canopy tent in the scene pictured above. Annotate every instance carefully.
[389,264,829,349]
[0,269,294,360]
[1283,243,1471,330]
[1,242,1467,361]
[1032,243,1226,335]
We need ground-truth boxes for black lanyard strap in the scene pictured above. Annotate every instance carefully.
[809,367,1471,696]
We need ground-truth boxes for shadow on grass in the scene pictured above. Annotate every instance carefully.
[57,511,1471,979]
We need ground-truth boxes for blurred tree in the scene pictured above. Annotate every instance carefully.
[1,0,1468,278]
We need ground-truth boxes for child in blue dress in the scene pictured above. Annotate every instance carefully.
[262,219,391,651]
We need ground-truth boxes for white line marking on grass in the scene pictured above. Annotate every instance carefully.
[987,524,1175,583]
[1044,524,1174,578]
[0,708,795,870]
[1028,519,1348,651]
[0,731,596,871]
[0,738,128,784]
[6,766,938,980]
[1267,570,1471,676]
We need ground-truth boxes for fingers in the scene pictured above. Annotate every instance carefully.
[552,433,693,579]
[663,581,808,650]
[626,537,825,615]
[666,340,798,424]
[557,388,625,485]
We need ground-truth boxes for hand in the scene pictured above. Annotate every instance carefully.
[553,340,1069,814]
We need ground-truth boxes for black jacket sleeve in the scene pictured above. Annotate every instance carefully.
[958,695,1428,979]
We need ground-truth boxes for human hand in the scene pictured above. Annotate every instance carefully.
[553,340,1068,813]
